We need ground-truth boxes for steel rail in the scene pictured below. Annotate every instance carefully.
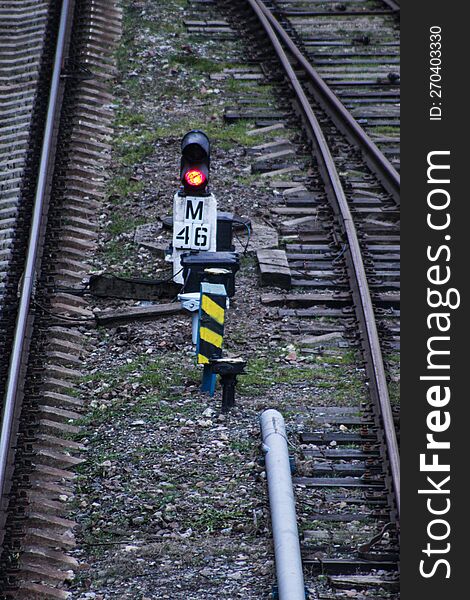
[247,0,400,517]
[255,0,400,205]
[381,0,400,13]
[0,0,75,549]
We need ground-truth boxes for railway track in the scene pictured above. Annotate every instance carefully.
[208,0,401,596]
[268,0,400,173]
[0,1,120,597]
[0,0,52,392]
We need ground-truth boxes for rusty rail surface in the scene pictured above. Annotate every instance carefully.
[247,0,400,518]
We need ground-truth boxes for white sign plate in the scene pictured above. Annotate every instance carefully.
[172,192,217,283]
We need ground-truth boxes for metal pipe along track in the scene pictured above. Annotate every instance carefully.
[261,410,305,600]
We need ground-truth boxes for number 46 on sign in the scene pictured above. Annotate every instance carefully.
[174,221,210,250]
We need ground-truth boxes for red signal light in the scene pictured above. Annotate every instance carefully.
[184,168,206,188]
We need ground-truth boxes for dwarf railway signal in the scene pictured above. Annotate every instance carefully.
[170,131,245,409]
[172,130,218,283]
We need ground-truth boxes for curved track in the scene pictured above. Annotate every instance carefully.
[247,0,400,517]
[252,0,400,203]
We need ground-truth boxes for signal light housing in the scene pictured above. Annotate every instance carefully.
[180,130,210,195]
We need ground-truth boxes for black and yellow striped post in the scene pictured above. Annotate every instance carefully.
[196,281,227,395]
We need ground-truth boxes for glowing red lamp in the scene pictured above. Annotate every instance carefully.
[184,168,206,188]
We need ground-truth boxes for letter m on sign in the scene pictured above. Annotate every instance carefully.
[185,198,204,222]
